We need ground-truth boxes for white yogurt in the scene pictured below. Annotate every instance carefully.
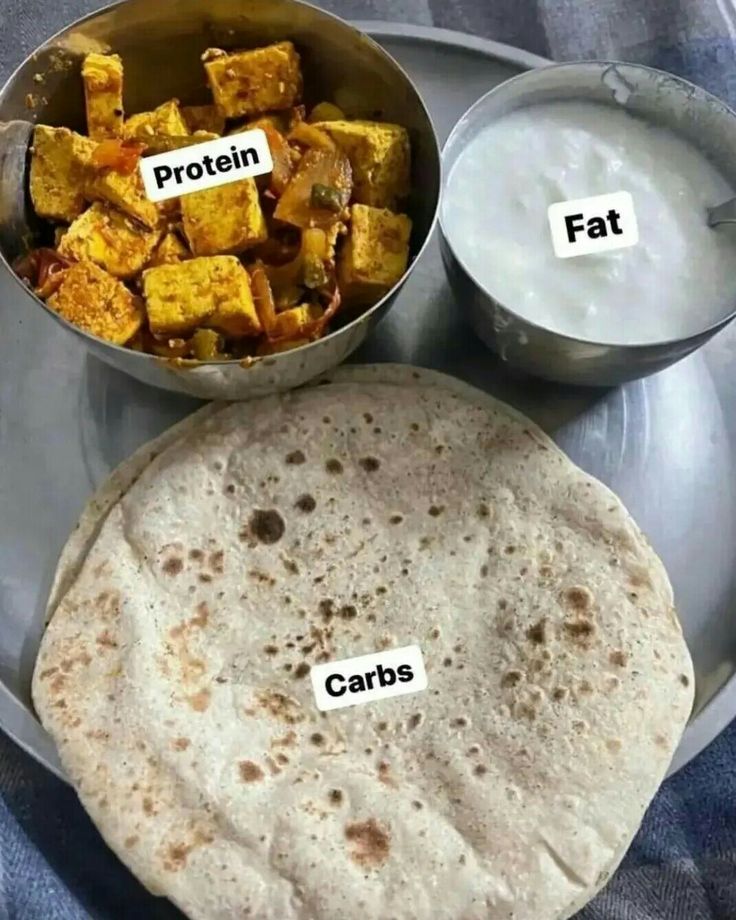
[442,100,736,344]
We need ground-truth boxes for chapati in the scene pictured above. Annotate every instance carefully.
[33,365,694,920]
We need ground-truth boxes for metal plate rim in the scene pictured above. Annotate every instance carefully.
[353,21,552,69]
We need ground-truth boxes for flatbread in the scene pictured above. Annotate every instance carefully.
[33,365,694,920]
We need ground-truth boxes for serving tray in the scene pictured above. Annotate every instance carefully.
[0,23,734,782]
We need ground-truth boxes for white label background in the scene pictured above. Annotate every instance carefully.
[310,645,428,712]
[547,191,638,258]
[139,129,273,202]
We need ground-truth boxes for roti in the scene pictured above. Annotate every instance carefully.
[33,365,693,920]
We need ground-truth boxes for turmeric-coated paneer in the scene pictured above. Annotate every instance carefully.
[47,261,143,344]
[85,165,160,229]
[143,256,261,337]
[271,303,322,339]
[338,204,412,305]
[203,42,302,119]
[313,120,410,208]
[82,53,124,139]
[58,203,162,279]
[123,99,189,151]
[29,126,96,222]
[147,229,190,267]
[181,178,267,256]
[182,105,225,135]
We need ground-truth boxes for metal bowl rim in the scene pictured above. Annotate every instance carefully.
[439,58,736,352]
[0,0,441,368]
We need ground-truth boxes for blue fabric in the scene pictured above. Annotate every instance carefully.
[2,0,736,917]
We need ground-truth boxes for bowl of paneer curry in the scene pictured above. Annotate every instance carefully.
[0,0,440,398]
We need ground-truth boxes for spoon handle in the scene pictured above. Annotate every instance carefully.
[708,196,736,227]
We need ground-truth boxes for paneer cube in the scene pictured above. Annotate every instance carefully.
[313,120,410,208]
[29,126,96,222]
[181,178,267,256]
[82,53,124,139]
[84,165,160,229]
[338,204,412,305]
[143,256,260,337]
[182,105,225,135]
[123,99,189,145]
[147,229,190,267]
[203,42,301,119]
[58,203,162,278]
[47,261,143,344]
[271,303,322,339]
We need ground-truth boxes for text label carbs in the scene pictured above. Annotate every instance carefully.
[139,129,273,202]
[310,645,428,712]
[547,191,638,258]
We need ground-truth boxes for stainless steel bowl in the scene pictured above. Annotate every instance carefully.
[439,61,736,387]
[0,0,440,399]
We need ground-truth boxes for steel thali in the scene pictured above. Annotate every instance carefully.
[0,23,734,780]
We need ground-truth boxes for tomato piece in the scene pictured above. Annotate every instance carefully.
[91,139,147,174]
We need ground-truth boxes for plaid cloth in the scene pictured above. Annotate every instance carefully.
[1,0,736,917]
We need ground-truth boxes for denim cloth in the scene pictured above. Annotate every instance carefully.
[2,0,736,917]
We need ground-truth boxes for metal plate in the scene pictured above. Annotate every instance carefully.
[0,24,734,783]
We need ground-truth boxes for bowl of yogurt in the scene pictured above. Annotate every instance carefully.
[440,61,736,386]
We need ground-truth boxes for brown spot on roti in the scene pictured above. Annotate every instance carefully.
[345,818,390,867]
[209,550,224,573]
[295,494,316,513]
[294,662,310,679]
[359,457,380,473]
[526,618,547,645]
[189,549,203,561]
[563,619,596,643]
[239,760,265,782]
[329,789,343,804]
[186,688,211,712]
[326,458,343,474]
[172,737,190,751]
[249,509,285,544]
[257,690,305,724]
[192,602,209,629]
[501,670,522,688]
[428,505,444,517]
[609,650,628,667]
[163,557,183,576]
[96,630,118,649]
[285,450,305,465]
[565,586,594,611]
